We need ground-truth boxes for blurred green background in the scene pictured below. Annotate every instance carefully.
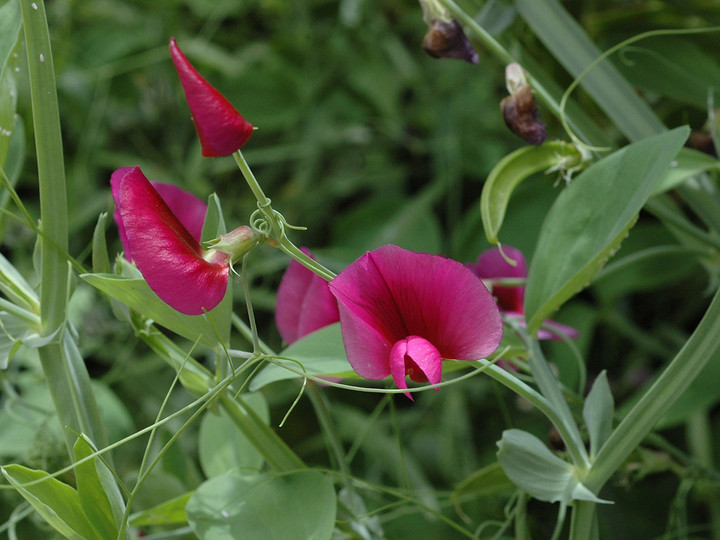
[3,0,720,538]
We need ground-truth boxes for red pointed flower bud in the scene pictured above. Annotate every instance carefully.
[169,38,254,157]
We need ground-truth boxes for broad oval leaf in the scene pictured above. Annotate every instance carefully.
[199,392,270,477]
[481,141,584,245]
[525,127,689,334]
[496,429,607,505]
[186,469,337,540]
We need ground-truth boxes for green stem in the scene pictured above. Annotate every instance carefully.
[571,285,720,539]
[233,150,271,208]
[21,0,106,454]
[503,318,589,469]
[569,502,599,540]
[687,411,720,540]
[526,338,590,470]
[233,150,336,281]
[439,0,568,137]
[140,327,305,471]
[21,0,67,331]
[477,359,587,469]
[241,255,260,354]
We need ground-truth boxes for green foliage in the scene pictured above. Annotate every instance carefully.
[250,323,354,391]
[525,127,689,334]
[497,429,606,505]
[2,0,720,538]
[186,470,336,540]
[2,464,106,539]
[198,393,269,478]
[82,270,232,347]
[73,436,127,540]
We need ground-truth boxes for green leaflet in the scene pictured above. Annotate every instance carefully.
[73,436,127,540]
[583,371,614,459]
[497,429,608,505]
[81,272,231,347]
[249,323,355,391]
[2,464,104,540]
[525,127,689,334]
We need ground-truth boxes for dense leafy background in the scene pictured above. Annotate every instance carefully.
[2,0,720,538]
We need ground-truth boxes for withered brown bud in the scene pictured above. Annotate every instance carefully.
[422,19,479,64]
[688,131,718,157]
[501,84,547,145]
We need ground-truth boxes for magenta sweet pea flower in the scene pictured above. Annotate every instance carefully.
[469,246,578,340]
[275,248,340,345]
[170,38,254,157]
[328,245,503,399]
[112,166,235,315]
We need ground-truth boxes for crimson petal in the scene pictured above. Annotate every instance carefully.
[111,166,229,315]
[170,38,254,157]
[471,246,527,313]
[275,249,339,344]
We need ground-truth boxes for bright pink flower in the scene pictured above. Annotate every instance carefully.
[111,166,230,315]
[170,38,254,157]
[329,245,503,399]
[469,246,579,340]
[275,248,339,345]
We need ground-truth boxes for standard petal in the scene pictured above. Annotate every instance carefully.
[115,181,207,262]
[275,249,339,344]
[111,166,229,315]
[365,246,503,360]
[330,245,503,370]
[170,38,254,157]
[151,182,207,243]
[472,246,527,313]
[328,249,407,344]
[297,273,340,339]
[335,298,393,380]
